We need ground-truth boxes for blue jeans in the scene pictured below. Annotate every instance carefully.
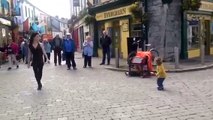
[157,78,165,89]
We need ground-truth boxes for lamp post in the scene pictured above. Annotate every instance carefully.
[141,0,148,51]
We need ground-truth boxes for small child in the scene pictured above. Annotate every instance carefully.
[156,57,167,91]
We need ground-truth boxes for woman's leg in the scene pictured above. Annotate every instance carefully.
[84,55,87,68]
[88,56,92,67]
[33,64,43,90]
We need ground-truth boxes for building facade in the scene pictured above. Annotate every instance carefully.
[89,0,138,58]
[0,0,14,47]
[69,0,89,51]
[183,0,213,59]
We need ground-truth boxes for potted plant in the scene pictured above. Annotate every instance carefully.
[129,2,143,23]
[182,0,201,11]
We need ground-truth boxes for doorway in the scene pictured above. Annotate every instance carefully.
[204,20,211,55]
[111,21,121,58]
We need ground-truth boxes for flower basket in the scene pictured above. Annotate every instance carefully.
[182,0,201,11]
[84,15,96,25]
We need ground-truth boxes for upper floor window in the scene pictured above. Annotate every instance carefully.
[25,6,27,17]
[93,0,101,5]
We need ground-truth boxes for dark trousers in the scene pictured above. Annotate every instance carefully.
[54,47,61,65]
[157,78,165,88]
[44,53,51,62]
[65,52,76,69]
[102,47,110,64]
[33,64,43,86]
[84,55,92,67]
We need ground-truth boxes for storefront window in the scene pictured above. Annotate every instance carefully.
[187,22,200,49]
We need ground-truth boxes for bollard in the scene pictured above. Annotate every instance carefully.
[115,48,119,68]
[201,45,205,65]
[174,47,179,69]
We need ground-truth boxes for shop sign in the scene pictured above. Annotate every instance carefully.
[199,1,213,12]
[96,5,132,21]
[0,18,11,26]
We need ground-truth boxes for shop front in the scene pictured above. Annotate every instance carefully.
[0,17,12,47]
[185,1,213,58]
[94,5,132,59]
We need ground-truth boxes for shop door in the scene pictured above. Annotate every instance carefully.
[112,21,121,58]
[204,20,211,55]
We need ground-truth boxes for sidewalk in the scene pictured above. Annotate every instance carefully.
[103,55,213,73]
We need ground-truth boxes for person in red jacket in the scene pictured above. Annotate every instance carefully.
[7,40,19,70]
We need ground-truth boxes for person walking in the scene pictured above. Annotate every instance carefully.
[7,40,19,70]
[28,33,49,90]
[21,40,29,64]
[43,40,52,63]
[100,30,112,65]
[83,35,93,68]
[52,34,62,66]
[63,33,77,70]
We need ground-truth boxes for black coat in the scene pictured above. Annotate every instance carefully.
[100,35,112,49]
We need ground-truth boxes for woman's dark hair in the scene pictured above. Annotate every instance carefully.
[29,32,39,46]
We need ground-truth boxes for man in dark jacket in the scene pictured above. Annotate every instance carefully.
[52,34,63,66]
[100,30,112,65]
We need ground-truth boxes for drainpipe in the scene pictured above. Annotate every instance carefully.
[144,0,148,50]
[180,0,188,59]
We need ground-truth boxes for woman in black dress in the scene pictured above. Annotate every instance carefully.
[28,33,49,90]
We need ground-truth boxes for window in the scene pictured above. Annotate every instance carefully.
[25,6,27,17]
[93,0,100,5]
[28,8,30,17]
[187,22,199,49]
[32,10,34,19]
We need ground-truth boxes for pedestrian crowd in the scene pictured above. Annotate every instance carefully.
[0,30,166,91]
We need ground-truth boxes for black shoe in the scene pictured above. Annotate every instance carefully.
[8,67,12,70]
[37,84,42,90]
[16,65,19,69]
[107,63,110,65]
[157,87,164,91]
[67,68,70,70]
[55,64,57,66]
[83,66,86,68]
[73,67,77,70]
[100,63,104,65]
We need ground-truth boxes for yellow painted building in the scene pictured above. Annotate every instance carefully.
[95,5,132,59]
[89,0,137,59]
[187,1,213,58]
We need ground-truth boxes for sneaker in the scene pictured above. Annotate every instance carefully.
[100,63,104,65]
[8,67,12,70]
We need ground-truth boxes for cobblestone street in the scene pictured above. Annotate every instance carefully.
[0,56,213,120]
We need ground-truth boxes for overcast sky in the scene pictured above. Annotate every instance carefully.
[28,0,71,19]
